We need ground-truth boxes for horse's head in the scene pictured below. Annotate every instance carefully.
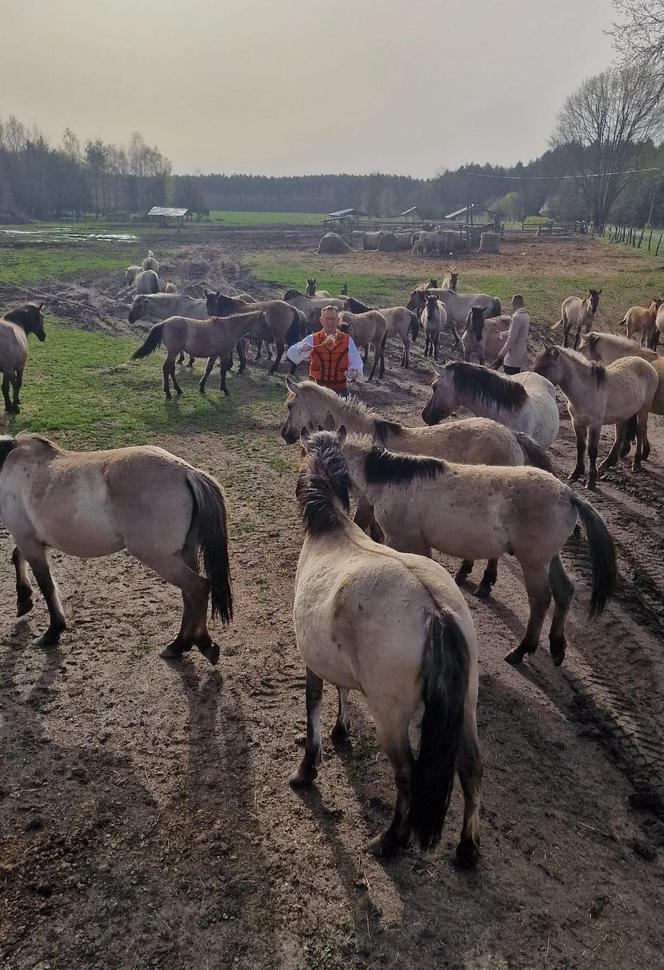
[448,271,458,290]
[281,378,336,444]
[652,297,663,310]
[579,332,601,361]
[14,303,46,341]
[533,345,564,384]
[588,288,601,313]
[426,279,439,289]
[425,293,439,313]
[341,282,348,295]
[407,289,426,314]
[469,305,485,340]
[128,294,149,324]
[421,365,454,425]
[205,290,221,315]
[305,278,316,297]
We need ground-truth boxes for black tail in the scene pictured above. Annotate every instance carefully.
[285,307,302,346]
[410,611,470,850]
[186,470,233,624]
[570,494,617,617]
[408,310,420,342]
[650,330,660,351]
[132,322,165,359]
[625,413,637,448]
[515,432,555,473]
[0,435,17,472]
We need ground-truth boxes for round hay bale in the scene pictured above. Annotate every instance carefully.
[479,232,501,254]
[377,232,402,252]
[362,230,384,250]
[351,230,366,248]
[317,232,352,254]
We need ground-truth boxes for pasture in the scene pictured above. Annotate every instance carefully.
[1,224,664,970]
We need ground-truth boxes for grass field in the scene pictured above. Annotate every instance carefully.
[0,245,141,286]
[210,210,326,226]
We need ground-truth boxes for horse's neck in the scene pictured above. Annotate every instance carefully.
[458,386,504,421]
[559,357,592,403]
[328,401,373,435]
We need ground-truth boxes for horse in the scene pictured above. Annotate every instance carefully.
[0,434,231,664]
[338,308,389,381]
[622,298,662,347]
[128,293,208,325]
[305,278,331,298]
[533,346,658,488]
[0,304,46,413]
[421,294,450,358]
[408,289,501,333]
[163,281,177,294]
[131,310,267,397]
[411,230,441,256]
[423,362,560,449]
[340,283,349,296]
[206,292,302,374]
[341,434,616,667]
[553,289,601,349]
[442,270,459,291]
[652,302,664,350]
[135,269,160,295]
[283,289,347,327]
[142,251,159,273]
[126,265,141,285]
[580,332,664,415]
[291,428,482,865]
[281,379,554,470]
[342,298,418,367]
[461,306,494,365]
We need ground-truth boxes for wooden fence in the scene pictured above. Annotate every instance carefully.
[604,224,664,255]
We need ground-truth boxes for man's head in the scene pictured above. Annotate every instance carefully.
[320,306,340,335]
[511,294,525,312]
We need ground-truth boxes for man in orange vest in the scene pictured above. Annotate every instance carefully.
[286,305,364,396]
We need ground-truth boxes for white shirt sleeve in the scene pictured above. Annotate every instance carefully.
[286,334,314,365]
[347,337,364,377]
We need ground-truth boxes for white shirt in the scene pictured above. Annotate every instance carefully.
[286,332,364,380]
[499,308,530,369]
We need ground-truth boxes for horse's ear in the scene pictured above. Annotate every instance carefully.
[597,289,602,295]
[322,412,335,431]
[38,303,44,311]
[551,346,561,358]
[337,425,347,447]
[299,427,310,448]
[285,376,299,394]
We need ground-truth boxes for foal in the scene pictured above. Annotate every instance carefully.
[0,304,46,413]
[291,429,482,864]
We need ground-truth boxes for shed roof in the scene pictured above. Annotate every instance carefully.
[148,206,189,217]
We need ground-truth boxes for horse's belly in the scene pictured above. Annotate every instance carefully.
[39,520,125,558]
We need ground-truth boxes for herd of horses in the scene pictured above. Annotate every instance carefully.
[0,250,662,865]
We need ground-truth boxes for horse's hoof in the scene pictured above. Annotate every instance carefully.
[455,838,480,869]
[632,462,642,473]
[567,470,583,482]
[331,722,350,744]
[160,641,192,660]
[454,572,469,587]
[198,639,220,665]
[33,629,64,648]
[367,832,400,859]
[16,595,33,617]
[198,386,206,394]
[474,582,492,599]
[549,636,567,667]
[585,480,597,491]
[289,766,316,789]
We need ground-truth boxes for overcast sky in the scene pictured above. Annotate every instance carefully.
[2,0,616,177]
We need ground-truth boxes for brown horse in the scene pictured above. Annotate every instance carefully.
[0,434,231,663]
[131,311,267,397]
[205,293,302,374]
[0,304,46,413]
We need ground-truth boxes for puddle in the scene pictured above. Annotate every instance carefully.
[0,227,138,243]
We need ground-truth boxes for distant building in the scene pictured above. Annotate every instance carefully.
[324,207,368,228]
[147,206,190,227]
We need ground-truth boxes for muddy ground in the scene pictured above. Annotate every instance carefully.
[1,235,664,969]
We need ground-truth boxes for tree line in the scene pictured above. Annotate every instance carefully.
[2,1,663,229]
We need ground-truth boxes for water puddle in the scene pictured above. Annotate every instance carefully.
[0,227,138,243]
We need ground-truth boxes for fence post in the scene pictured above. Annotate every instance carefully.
[638,228,645,248]
[657,234,663,256]
[648,229,653,251]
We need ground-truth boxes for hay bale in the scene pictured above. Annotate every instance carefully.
[394,231,414,249]
[479,232,500,254]
[363,231,384,250]
[351,230,365,248]
[377,232,402,252]
[317,232,351,254]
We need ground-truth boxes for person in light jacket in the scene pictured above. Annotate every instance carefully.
[492,294,530,374]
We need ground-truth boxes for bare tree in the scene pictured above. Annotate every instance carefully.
[611,1,664,71]
[552,65,664,229]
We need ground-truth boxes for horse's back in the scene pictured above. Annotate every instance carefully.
[0,320,28,370]
[607,356,659,407]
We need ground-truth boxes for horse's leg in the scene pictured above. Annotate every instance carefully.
[379,338,386,379]
[14,368,23,407]
[187,355,195,368]
[218,357,232,396]
[289,667,323,787]
[9,372,20,413]
[568,421,587,481]
[368,713,413,857]
[363,344,369,366]
[163,358,172,399]
[454,560,475,585]
[475,558,498,599]
[12,547,34,617]
[198,356,216,394]
[141,549,216,663]
[178,352,185,365]
[456,708,482,868]
[331,688,351,742]
[633,409,649,471]
[170,358,183,397]
[548,554,575,667]
[21,541,67,647]
[269,339,285,375]
[368,342,380,382]
[598,422,624,475]
[504,562,551,665]
[2,373,12,412]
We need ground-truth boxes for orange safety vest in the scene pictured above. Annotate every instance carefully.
[309,329,350,392]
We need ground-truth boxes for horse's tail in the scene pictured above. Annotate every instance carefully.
[551,317,563,330]
[185,469,233,624]
[132,322,165,359]
[410,611,470,850]
[286,307,301,346]
[569,494,617,617]
[408,310,420,343]
[515,432,555,473]
[491,297,501,317]
[625,413,637,446]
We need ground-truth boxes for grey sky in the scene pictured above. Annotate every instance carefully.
[3,0,616,177]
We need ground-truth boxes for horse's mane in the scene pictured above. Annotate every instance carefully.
[374,419,403,444]
[365,446,442,485]
[345,297,371,313]
[561,346,606,386]
[447,362,528,410]
[296,432,350,535]
[299,382,404,439]
[4,305,38,326]
[284,288,304,300]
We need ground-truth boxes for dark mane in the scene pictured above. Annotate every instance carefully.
[4,305,38,327]
[447,362,528,410]
[296,432,350,535]
[591,362,606,386]
[284,288,303,300]
[365,446,442,484]
[345,297,371,313]
[373,419,403,444]
[564,346,606,385]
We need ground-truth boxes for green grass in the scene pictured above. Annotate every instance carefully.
[210,210,326,226]
[249,256,412,306]
[0,244,141,286]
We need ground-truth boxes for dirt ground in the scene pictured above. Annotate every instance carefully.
[1,235,664,969]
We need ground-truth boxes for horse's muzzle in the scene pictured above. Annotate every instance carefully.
[280,425,298,444]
